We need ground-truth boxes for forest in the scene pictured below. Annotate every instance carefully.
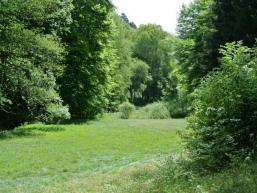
[1,0,257,192]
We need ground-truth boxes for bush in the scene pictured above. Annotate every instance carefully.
[0,24,71,130]
[119,102,135,119]
[185,42,257,170]
[132,102,170,119]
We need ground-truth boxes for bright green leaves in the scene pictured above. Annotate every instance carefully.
[133,24,177,104]
[59,0,115,119]
[0,0,73,34]
[176,0,215,91]
[129,59,150,103]
[186,42,257,170]
[0,0,72,129]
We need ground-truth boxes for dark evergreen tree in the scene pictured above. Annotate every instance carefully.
[210,0,257,68]
[129,22,137,29]
[121,13,130,23]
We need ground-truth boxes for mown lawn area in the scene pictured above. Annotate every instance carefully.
[0,116,187,193]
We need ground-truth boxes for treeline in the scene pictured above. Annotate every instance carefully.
[0,0,116,129]
[0,0,179,129]
[110,15,178,110]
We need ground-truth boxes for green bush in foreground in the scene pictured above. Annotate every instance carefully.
[119,102,135,119]
[185,42,257,170]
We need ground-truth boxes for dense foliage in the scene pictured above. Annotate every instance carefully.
[175,0,257,170]
[129,59,150,104]
[0,0,72,129]
[133,25,177,104]
[59,0,115,119]
[186,42,257,170]
[106,14,135,112]
[176,0,257,92]
[176,0,215,91]
[210,0,257,68]
[0,0,179,129]
[107,18,179,110]
[0,0,119,129]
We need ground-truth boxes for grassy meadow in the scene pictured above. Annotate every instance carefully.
[0,115,186,193]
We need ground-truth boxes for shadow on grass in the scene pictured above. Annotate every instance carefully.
[0,125,65,140]
[60,118,98,125]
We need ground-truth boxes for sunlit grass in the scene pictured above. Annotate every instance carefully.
[0,116,187,193]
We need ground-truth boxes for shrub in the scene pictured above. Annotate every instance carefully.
[146,102,170,119]
[0,24,71,130]
[132,102,170,119]
[119,102,135,119]
[185,42,257,170]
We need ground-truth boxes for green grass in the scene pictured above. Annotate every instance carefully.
[0,115,187,193]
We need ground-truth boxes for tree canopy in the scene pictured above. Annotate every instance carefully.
[59,0,115,119]
[0,0,72,128]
